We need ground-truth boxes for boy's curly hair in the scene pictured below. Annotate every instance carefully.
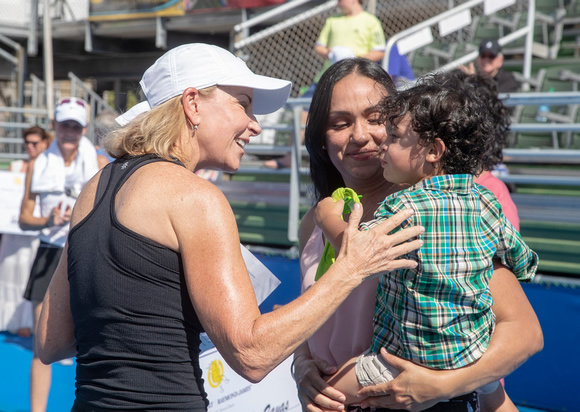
[453,70,511,170]
[379,70,500,175]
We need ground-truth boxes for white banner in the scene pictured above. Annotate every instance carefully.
[484,0,516,15]
[439,9,472,37]
[198,246,299,410]
[0,171,37,236]
[397,27,434,56]
[200,347,301,411]
[241,244,281,306]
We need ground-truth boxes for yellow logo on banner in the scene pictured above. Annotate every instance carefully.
[207,359,224,388]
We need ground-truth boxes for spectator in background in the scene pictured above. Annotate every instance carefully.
[0,126,52,337]
[10,126,52,173]
[311,0,385,86]
[460,39,520,93]
[265,0,385,169]
[19,97,98,412]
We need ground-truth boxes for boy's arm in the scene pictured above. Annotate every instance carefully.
[324,357,364,406]
[484,190,538,281]
[315,197,348,252]
[497,218,538,281]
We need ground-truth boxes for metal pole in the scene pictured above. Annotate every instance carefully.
[43,0,54,118]
[287,105,303,242]
[28,0,39,56]
[521,0,535,92]
[17,47,26,137]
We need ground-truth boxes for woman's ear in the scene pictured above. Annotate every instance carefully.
[182,87,201,127]
[426,138,445,164]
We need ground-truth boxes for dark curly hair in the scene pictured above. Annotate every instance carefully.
[451,70,511,170]
[379,70,499,176]
[305,58,396,201]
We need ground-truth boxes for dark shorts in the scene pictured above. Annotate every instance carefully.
[23,241,63,302]
[348,392,479,412]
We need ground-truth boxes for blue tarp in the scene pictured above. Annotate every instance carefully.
[506,282,580,411]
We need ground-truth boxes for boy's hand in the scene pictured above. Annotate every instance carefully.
[314,197,345,229]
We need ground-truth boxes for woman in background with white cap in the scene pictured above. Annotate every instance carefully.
[19,97,98,412]
[35,44,424,411]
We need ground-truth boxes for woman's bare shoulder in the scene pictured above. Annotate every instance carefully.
[71,168,104,226]
[134,162,234,229]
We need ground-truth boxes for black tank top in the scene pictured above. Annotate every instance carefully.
[68,155,208,410]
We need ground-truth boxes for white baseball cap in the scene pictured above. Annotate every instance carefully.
[116,43,292,126]
[55,97,88,127]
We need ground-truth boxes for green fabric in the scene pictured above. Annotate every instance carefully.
[314,187,362,281]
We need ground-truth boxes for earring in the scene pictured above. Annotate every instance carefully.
[194,125,198,131]
[322,145,326,150]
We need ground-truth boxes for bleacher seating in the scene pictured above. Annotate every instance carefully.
[230,0,580,279]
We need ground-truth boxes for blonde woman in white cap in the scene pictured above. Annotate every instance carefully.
[35,44,424,411]
[19,96,98,412]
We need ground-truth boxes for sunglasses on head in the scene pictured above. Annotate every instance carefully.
[58,98,86,108]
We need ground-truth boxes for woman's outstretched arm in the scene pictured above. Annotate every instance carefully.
[179,180,424,383]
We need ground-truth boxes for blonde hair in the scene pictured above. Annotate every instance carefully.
[104,86,216,164]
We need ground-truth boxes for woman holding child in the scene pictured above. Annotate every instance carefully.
[293,58,543,411]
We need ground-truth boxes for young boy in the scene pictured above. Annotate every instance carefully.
[314,70,538,410]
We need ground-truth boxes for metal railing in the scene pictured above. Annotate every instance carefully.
[232,0,337,51]
[0,71,114,161]
[0,106,50,160]
[383,0,536,90]
[2,92,579,241]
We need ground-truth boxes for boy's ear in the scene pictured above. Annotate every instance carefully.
[426,138,445,164]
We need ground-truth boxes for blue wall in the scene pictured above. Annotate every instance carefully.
[506,282,580,411]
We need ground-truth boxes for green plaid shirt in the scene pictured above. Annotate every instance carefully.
[361,175,538,369]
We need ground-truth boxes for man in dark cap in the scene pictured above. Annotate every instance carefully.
[461,38,520,93]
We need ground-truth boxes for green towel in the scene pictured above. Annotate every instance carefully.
[314,187,362,281]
